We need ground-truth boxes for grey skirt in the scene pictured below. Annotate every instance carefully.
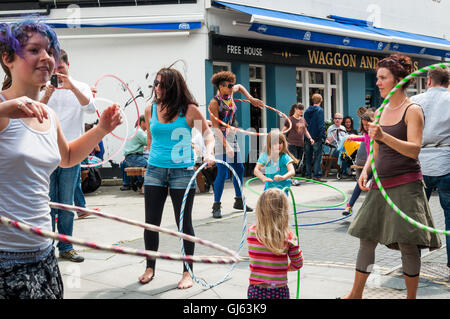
[348,180,442,251]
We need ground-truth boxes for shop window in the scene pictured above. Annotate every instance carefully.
[212,62,231,74]
[309,71,325,85]
[297,67,342,121]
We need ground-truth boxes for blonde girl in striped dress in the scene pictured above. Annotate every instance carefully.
[247,188,303,299]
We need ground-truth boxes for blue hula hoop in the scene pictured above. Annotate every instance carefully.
[178,159,247,288]
[293,208,353,227]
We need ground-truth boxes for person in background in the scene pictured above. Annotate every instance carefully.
[40,48,97,263]
[120,115,147,193]
[283,103,314,186]
[343,116,358,135]
[326,113,350,179]
[303,93,327,182]
[209,71,264,218]
[253,130,297,195]
[342,110,374,216]
[411,66,450,270]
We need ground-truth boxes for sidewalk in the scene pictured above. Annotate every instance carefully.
[60,176,449,300]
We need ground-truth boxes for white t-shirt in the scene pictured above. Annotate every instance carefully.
[45,77,96,142]
[327,124,347,148]
[412,87,450,176]
[0,97,61,251]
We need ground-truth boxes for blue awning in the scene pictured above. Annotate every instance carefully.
[213,1,450,58]
[48,21,202,30]
[329,15,450,58]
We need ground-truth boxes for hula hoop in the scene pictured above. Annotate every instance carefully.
[92,74,141,141]
[245,177,348,208]
[208,98,292,136]
[370,62,450,236]
[0,203,239,264]
[293,207,353,227]
[282,186,301,299]
[179,159,247,288]
[80,97,128,169]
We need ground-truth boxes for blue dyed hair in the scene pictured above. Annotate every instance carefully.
[0,19,60,89]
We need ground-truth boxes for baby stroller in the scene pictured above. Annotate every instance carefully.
[335,137,361,180]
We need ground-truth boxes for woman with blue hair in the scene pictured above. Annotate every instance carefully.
[0,20,122,299]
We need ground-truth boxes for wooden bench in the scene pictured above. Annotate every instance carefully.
[350,165,364,170]
[125,167,146,177]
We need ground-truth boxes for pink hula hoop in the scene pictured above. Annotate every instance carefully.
[208,98,292,136]
[92,74,141,141]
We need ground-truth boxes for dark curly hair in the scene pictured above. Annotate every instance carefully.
[211,71,236,89]
[376,54,414,90]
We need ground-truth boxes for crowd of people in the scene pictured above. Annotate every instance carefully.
[0,20,448,300]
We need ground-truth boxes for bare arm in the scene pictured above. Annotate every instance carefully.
[144,104,152,150]
[186,104,215,164]
[254,163,272,183]
[57,105,122,168]
[233,84,264,108]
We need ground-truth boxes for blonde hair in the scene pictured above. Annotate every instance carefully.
[255,188,291,255]
[311,93,322,104]
[266,130,299,165]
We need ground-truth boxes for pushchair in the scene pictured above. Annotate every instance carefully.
[335,137,361,180]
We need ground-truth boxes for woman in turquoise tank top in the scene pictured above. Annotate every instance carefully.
[139,66,215,289]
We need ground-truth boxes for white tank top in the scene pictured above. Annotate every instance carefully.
[0,94,61,252]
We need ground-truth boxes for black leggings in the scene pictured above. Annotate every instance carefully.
[144,185,196,273]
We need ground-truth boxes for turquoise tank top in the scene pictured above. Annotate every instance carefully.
[148,103,194,168]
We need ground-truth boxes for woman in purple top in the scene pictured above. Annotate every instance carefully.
[283,103,314,185]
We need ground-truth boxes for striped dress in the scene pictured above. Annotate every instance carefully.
[247,224,303,286]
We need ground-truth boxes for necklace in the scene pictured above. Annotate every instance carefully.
[387,96,407,110]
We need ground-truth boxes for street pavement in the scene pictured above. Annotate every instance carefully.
[59,174,449,300]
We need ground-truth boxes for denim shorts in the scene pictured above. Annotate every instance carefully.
[144,164,196,189]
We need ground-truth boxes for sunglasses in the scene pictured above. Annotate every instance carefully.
[153,80,162,88]
[222,83,235,89]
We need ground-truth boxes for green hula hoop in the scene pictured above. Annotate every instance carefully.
[282,186,300,300]
[370,62,450,236]
[245,177,348,208]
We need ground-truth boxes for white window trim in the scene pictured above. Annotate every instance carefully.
[249,64,267,130]
[296,67,343,121]
[212,61,231,71]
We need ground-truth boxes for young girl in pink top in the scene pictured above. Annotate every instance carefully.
[247,188,303,299]
[342,110,374,216]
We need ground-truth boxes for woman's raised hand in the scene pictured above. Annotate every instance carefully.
[97,104,123,135]
[1,96,48,123]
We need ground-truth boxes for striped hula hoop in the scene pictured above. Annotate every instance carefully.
[208,98,292,136]
[370,62,450,236]
[0,203,240,264]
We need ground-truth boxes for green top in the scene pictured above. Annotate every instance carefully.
[123,127,147,156]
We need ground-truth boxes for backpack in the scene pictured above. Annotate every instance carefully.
[81,167,102,194]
